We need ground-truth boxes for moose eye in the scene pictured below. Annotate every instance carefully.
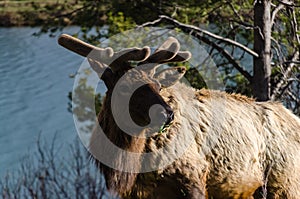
[115,84,131,96]
[118,85,130,91]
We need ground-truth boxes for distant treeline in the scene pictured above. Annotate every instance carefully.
[0,0,78,26]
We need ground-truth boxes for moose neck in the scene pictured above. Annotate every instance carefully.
[99,93,146,152]
[95,93,146,196]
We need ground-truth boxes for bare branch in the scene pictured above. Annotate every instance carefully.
[138,15,253,82]
[277,76,300,100]
[284,60,300,64]
[192,32,253,83]
[271,4,285,26]
[137,15,259,58]
[271,3,300,101]
[230,21,265,41]
[226,1,243,21]
[271,36,286,65]
[291,8,300,44]
[231,20,256,30]
[277,0,300,7]
[286,89,298,101]
[271,51,299,100]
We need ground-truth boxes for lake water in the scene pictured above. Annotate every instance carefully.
[0,26,254,180]
[0,27,85,178]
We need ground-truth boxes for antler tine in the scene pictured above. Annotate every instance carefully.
[58,34,116,76]
[58,34,151,74]
[139,37,191,66]
[137,37,191,76]
[108,46,151,73]
[58,34,190,76]
[140,37,180,65]
[159,50,191,64]
[58,34,114,60]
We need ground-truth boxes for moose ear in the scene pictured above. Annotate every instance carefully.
[154,66,186,87]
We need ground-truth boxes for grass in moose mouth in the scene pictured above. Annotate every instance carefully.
[159,121,173,134]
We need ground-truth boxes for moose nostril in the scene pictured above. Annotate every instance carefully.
[148,105,174,128]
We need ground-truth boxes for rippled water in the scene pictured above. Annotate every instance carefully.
[0,27,85,177]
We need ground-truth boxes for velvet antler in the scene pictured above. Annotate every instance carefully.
[58,34,150,74]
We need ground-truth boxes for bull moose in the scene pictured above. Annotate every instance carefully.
[59,34,300,199]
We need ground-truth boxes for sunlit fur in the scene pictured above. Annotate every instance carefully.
[59,33,300,198]
[90,78,300,199]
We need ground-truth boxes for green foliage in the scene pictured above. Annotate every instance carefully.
[68,76,102,133]
[30,0,299,113]
[107,11,136,36]
[68,77,102,117]
[184,68,207,89]
[225,73,252,97]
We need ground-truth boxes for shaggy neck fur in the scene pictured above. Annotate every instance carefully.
[90,82,198,197]
[91,90,147,196]
[89,81,300,199]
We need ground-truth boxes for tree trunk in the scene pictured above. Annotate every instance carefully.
[253,0,272,101]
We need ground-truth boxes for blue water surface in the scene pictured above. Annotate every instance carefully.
[0,27,84,177]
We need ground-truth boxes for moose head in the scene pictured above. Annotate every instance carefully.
[58,34,191,135]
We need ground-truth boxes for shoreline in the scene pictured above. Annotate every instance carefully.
[0,0,75,27]
[0,12,72,27]
[0,12,46,27]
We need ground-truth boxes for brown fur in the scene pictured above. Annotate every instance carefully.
[90,81,300,199]
[59,34,300,198]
